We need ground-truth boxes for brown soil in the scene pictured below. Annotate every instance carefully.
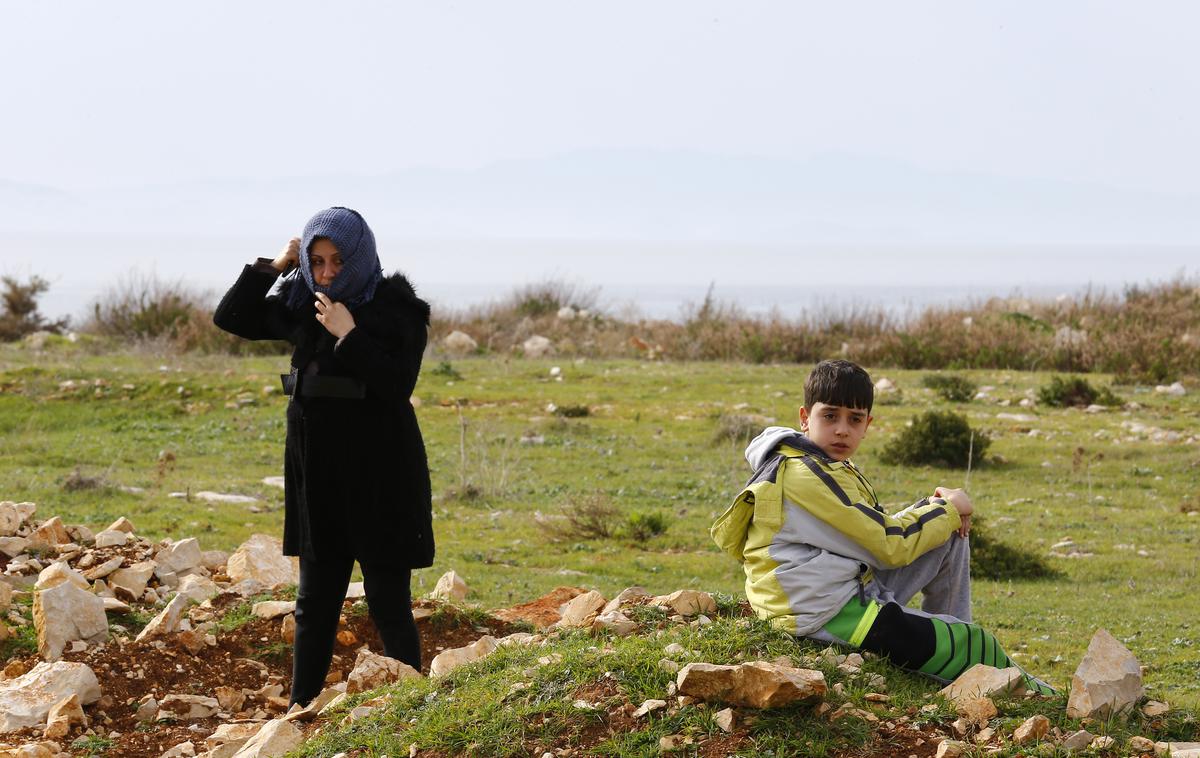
[0,593,524,758]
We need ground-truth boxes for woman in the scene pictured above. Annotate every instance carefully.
[213,207,433,707]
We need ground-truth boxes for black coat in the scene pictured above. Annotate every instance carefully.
[213,262,434,568]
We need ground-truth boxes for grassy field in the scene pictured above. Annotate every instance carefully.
[1,340,1197,708]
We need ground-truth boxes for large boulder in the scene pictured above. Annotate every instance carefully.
[34,562,89,592]
[225,534,298,587]
[33,581,107,661]
[345,648,422,694]
[0,661,101,733]
[676,661,826,708]
[1066,628,1144,718]
[441,330,478,355]
[522,335,553,358]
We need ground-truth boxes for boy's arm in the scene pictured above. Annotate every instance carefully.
[782,460,961,569]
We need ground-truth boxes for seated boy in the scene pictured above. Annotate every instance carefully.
[711,359,1052,693]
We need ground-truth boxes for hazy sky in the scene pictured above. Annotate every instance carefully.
[3,1,1198,194]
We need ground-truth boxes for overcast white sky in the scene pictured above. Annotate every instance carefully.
[2,2,1198,319]
[3,1,1198,193]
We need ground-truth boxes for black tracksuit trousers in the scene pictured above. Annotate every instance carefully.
[289,555,422,707]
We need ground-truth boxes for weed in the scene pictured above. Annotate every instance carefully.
[622,509,670,540]
[70,734,114,756]
[430,361,463,381]
[538,493,621,541]
[712,413,768,444]
[879,410,990,469]
[1037,375,1121,408]
[62,466,106,491]
[253,640,292,664]
[969,519,1062,580]
[920,373,977,403]
[554,404,590,418]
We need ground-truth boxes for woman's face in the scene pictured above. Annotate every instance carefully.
[309,238,343,287]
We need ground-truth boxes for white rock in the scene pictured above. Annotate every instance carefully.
[252,600,297,620]
[0,501,34,536]
[101,597,131,613]
[42,692,87,738]
[345,582,365,599]
[1060,729,1093,751]
[230,718,303,758]
[1066,628,1144,718]
[108,561,156,600]
[172,491,258,504]
[938,665,1026,705]
[225,534,298,586]
[874,377,896,393]
[1012,714,1049,744]
[0,661,101,733]
[0,580,11,613]
[0,536,31,558]
[556,590,606,628]
[205,722,264,758]
[34,562,89,591]
[632,699,666,718]
[176,574,220,604]
[261,476,286,489]
[156,538,203,574]
[650,590,717,617]
[135,593,191,642]
[442,330,478,355]
[714,707,735,732]
[601,586,652,615]
[935,740,966,758]
[522,335,553,358]
[556,306,577,320]
[28,517,71,550]
[429,570,468,603]
[676,661,826,708]
[592,610,637,636]
[93,529,129,548]
[82,557,125,582]
[430,635,499,677]
[156,694,219,720]
[159,741,196,758]
[1155,382,1186,396]
[201,550,229,570]
[33,580,107,661]
[105,516,136,534]
[345,648,422,694]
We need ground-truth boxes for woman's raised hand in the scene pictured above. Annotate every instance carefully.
[272,237,301,273]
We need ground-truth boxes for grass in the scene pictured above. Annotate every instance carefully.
[1,344,1198,714]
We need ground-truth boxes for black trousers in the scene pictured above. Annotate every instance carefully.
[290,555,422,706]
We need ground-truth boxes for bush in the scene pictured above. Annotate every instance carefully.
[880,410,990,469]
[921,373,977,403]
[0,275,67,341]
[622,510,670,540]
[430,361,463,381]
[537,494,621,541]
[712,413,769,444]
[969,519,1061,580]
[1036,375,1120,408]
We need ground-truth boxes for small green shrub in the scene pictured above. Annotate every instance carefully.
[537,494,620,541]
[969,520,1061,580]
[1037,375,1120,408]
[622,510,670,540]
[921,373,977,403]
[554,404,590,418]
[712,413,768,444]
[430,361,463,381]
[879,411,990,469]
[71,734,114,756]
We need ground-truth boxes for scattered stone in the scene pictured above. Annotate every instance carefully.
[676,661,825,708]
[556,590,606,628]
[1142,700,1170,717]
[252,601,297,620]
[935,740,966,758]
[1089,735,1115,750]
[1128,736,1156,752]
[108,561,156,600]
[957,697,997,725]
[283,686,343,722]
[522,335,553,358]
[82,557,125,582]
[159,741,196,758]
[442,330,478,355]
[156,538,203,574]
[1066,628,1144,718]
[0,536,30,558]
[0,501,35,536]
[430,635,499,677]
[93,530,130,549]
[0,661,101,733]
[214,687,247,712]
[33,562,88,592]
[105,517,135,534]
[429,570,468,603]
[938,664,1026,705]
[1059,729,1094,751]
[651,589,717,617]
[345,648,422,694]
[602,586,652,615]
[1155,381,1187,396]
[0,582,11,613]
[134,696,158,723]
[229,718,303,758]
[28,517,71,551]
[226,534,298,586]
[33,580,107,661]
[135,593,191,642]
[714,707,735,732]
[1012,714,1050,745]
[975,727,995,744]
[280,614,296,644]
[592,610,637,636]
[42,693,86,739]
[632,699,667,718]
[156,694,219,721]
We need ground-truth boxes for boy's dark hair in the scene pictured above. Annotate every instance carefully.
[804,359,874,413]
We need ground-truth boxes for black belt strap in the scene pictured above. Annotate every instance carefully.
[280,373,366,399]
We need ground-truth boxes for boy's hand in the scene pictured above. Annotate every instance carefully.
[934,486,973,538]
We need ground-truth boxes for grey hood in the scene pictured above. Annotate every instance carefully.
[744,426,832,471]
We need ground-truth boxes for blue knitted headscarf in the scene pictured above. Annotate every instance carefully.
[284,207,383,311]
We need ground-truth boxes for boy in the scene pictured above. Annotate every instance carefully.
[711,359,1052,692]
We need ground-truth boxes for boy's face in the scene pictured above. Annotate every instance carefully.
[800,402,873,461]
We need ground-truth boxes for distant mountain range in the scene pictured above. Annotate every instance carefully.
[2,149,1197,244]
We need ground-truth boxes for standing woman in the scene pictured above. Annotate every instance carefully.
[214,207,433,707]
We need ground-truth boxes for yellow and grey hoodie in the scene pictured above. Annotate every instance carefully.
[711,426,961,637]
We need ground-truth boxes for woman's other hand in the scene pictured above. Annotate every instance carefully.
[272,237,301,272]
[314,293,356,338]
